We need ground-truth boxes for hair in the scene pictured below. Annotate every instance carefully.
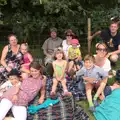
[84,54,95,63]
[21,43,29,51]
[8,34,17,40]
[96,42,108,54]
[30,61,43,75]
[53,47,66,60]
[65,29,75,38]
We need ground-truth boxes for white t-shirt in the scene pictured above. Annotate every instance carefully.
[101,58,111,73]
[94,55,111,73]
[62,40,71,58]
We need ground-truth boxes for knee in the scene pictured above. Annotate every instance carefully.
[110,54,118,62]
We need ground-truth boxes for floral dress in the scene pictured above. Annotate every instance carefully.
[0,44,23,84]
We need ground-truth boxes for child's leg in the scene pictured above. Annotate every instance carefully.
[93,79,107,101]
[68,61,74,72]
[0,98,13,120]
[51,78,58,94]
[61,78,67,91]
[85,83,94,107]
[61,78,71,96]
[12,105,27,120]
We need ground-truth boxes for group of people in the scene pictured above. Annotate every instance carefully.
[0,17,120,120]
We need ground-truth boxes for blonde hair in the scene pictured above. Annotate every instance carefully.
[20,43,29,51]
[84,54,95,63]
[53,47,66,60]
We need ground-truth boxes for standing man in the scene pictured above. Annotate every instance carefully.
[42,27,63,75]
[89,20,120,63]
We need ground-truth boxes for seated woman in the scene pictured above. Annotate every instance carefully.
[0,34,23,84]
[0,61,46,120]
[62,29,75,58]
[94,42,111,74]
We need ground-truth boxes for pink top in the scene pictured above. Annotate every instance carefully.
[23,53,31,70]
[2,77,42,106]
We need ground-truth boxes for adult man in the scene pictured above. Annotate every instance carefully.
[89,21,120,62]
[42,27,63,75]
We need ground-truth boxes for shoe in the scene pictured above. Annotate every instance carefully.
[93,100,99,107]
[89,106,96,112]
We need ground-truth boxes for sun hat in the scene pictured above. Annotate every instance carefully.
[71,39,79,45]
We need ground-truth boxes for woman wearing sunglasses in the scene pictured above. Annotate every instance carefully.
[94,43,111,74]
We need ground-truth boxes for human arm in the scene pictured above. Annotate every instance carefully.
[83,77,96,83]
[42,40,52,57]
[12,85,20,103]
[38,76,46,104]
[1,45,12,72]
[88,31,101,41]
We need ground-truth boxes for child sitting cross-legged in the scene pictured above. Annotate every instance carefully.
[51,47,71,96]
[76,55,108,112]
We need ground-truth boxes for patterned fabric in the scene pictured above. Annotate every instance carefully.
[27,95,89,120]
[46,77,86,101]
[0,44,23,84]
[2,77,42,106]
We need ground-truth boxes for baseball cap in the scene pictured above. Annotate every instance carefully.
[50,27,57,33]
[71,39,79,45]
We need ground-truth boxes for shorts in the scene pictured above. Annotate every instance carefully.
[104,86,112,97]
[68,59,83,67]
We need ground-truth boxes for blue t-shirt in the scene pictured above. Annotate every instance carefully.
[76,65,108,83]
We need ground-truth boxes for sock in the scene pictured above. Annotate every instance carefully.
[88,100,94,107]
[93,94,98,101]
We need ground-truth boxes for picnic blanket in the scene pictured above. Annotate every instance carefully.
[94,88,120,120]
[27,95,89,120]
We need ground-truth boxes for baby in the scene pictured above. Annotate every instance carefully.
[0,70,21,97]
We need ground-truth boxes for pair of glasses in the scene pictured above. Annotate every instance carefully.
[66,35,72,37]
[97,48,107,52]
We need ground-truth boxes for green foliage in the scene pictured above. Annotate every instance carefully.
[1,0,120,44]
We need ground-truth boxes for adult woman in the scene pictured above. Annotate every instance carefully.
[62,29,75,58]
[0,34,22,84]
[94,43,111,73]
[0,61,46,120]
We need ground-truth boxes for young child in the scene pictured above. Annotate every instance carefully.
[76,55,108,112]
[51,47,70,96]
[20,43,33,78]
[68,39,82,73]
[104,69,120,98]
[0,70,21,97]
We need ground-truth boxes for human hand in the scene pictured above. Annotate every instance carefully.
[12,95,18,103]
[83,77,96,83]
[88,36,93,41]
[6,66,12,72]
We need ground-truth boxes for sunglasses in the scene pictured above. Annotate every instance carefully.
[97,48,107,52]
[66,35,72,37]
